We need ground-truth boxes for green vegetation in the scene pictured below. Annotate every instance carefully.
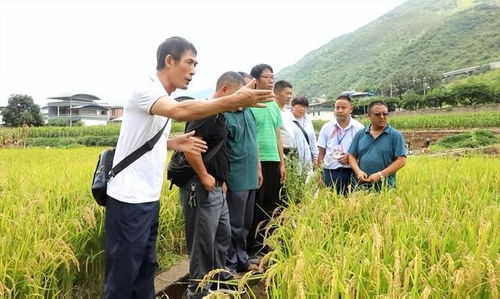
[264,156,499,297]
[1,143,499,297]
[2,94,43,127]
[312,110,500,131]
[277,0,500,99]
[0,121,186,148]
[433,130,499,149]
[0,148,185,297]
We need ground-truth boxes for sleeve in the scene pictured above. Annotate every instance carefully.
[273,103,283,129]
[185,115,216,139]
[317,123,328,149]
[128,77,167,114]
[307,120,319,159]
[393,131,407,158]
[348,130,363,156]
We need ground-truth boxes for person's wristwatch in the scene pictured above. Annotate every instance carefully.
[378,171,385,181]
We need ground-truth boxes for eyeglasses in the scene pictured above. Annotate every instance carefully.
[259,75,274,80]
[370,112,389,118]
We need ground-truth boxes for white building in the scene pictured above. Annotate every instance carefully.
[43,93,121,126]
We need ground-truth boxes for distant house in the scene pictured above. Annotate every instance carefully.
[43,93,122,126]
[108,105,124,121]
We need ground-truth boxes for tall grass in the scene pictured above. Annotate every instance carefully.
[264,156,499,298]
[0,148,185,297]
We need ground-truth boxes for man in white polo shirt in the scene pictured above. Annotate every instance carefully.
[317,95,364,196]
[104,36,273,299]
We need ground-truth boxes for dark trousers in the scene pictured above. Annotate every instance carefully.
[226,189,256,272]
[323,168,354,196]
[104,196,159,299]
[247,161,282,255]
[179,179,231,299]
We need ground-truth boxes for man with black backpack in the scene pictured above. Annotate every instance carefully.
[104,37,273,299]
[178,72,247,298]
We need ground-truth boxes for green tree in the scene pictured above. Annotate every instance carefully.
[3,94,43,127]
[425,88,450,108]
[401,93,424,110]
[451,83,494,105]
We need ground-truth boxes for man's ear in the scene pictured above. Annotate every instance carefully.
[165,54,174,68]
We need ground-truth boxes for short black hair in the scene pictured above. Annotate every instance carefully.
[238,71,253,81]
[216,71,245,92]
[250,64,273,79]
[274,80,292,92]
[336,95,352,102]
[156,36,197,70]
[291,96,309,107]
[367,100,388,113]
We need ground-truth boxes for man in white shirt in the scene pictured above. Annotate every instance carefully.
[104,36,273,299]
[274,80,297,158]
[317,95,364,195]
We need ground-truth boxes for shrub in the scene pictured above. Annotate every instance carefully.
[434,130,498,149]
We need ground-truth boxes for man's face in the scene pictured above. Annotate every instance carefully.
[334,99,353,121]
[275,87,292,107]
[255,69,274,90]
[291,104,307,119]
[168,50,198,90]
[368,104,389,127]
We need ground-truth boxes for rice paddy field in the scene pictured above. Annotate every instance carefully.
[264,155,499,298]
[0,148,185,298]
[0,125,499,298]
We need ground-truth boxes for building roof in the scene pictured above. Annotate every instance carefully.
[72,104,110,109]
[48,93,101,102]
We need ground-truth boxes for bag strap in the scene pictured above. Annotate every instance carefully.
[186,113,224,164]
[293,120,310,146]
[110,118,170,178]
[203,137,224,163]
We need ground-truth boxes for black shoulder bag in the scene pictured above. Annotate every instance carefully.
[167,115,225,188]
[91,119,169,206]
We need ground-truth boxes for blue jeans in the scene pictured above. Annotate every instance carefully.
[323,168,353,196]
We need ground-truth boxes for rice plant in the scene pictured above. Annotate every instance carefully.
[263,156,499,298]
[0,148,185,297]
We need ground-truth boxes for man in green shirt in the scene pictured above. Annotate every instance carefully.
[248,64,286,258]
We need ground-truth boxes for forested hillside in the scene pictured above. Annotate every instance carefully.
[277,0,500,98]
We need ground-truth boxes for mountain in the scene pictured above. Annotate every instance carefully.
[276,0,500,99]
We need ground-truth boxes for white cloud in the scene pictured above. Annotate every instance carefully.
[0,0,407,106]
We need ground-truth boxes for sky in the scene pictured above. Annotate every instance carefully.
[0,0,408,107]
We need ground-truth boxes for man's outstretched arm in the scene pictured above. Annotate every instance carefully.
[151,79,274,121]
